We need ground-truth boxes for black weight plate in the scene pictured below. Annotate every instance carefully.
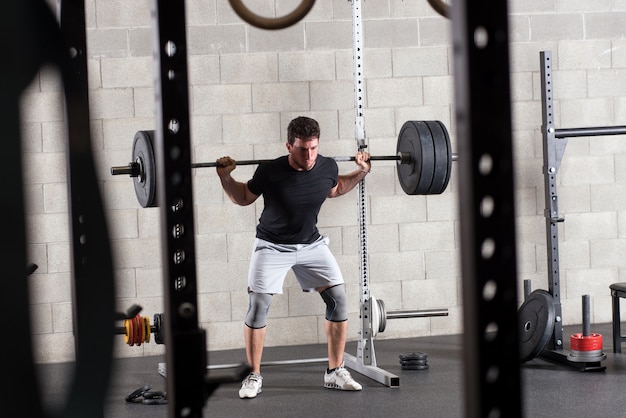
[400,360,428,366]
[518,289,555,362]
[400,357,427,363]
[425,121,452,195]
[414,121,436,194]
[125,385,152,402]
[401,364,429,370]
[399,352,428,361]
[153,313,164,344]
[132,130,158,208]
[396,121,423,195]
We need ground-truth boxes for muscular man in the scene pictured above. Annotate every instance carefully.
[216,116,371,398]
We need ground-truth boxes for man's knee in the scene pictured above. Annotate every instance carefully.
[245,292,273,329]
[320,284,347,322]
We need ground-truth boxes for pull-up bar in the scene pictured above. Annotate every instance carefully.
[554,125,626,138]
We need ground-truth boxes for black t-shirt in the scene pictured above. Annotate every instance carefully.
[247,155,338,244]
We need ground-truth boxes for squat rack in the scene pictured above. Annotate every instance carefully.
[342,0,399,388]
[340,0,451,388]
[5,0,526,417]
[525,49,626,370]
[156,0,449,389]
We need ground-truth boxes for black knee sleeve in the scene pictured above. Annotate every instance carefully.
[320,284,347,322]
[245,292,273,329]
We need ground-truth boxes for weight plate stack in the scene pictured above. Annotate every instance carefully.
[568,332,606,363]
[399,352,429,370]
[396,120,452,195]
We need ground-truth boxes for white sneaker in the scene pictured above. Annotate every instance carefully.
[324,365,362,391]
[239,373,263,399]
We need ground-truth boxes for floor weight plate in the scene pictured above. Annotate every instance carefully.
[518,289,555,362]
[400,360,428,367]
[399,352,428,361]
[401,364,429,370]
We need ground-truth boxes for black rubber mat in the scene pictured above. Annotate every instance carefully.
[36,323,624,417]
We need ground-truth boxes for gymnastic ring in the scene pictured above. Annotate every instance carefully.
[427,0,450,19]
[228,0,316,30]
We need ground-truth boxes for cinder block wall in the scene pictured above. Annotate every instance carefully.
[20,0,626,363]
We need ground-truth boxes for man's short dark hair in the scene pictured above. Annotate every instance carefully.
[287,116,320,145]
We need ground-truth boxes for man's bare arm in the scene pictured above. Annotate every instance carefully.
[328,151,371,198]
[216,157,259,206]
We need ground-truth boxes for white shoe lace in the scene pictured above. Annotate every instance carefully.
[243,374,261,388]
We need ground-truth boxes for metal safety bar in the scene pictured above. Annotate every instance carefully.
[555,126,626,138]
[386,308,449,320]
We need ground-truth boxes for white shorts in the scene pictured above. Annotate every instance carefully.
[247,236,344,294]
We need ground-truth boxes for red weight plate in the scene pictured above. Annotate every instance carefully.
[134,315,143,346]
[570,333,603,351]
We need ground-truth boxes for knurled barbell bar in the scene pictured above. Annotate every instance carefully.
[111,152,412,173]
[110,120,457,208]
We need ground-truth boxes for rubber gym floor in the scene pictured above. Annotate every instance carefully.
[38,322,625,417]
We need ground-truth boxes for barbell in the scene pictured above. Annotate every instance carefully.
[110,120,457,208]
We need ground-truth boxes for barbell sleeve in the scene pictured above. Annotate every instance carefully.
[111,165,135,176]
